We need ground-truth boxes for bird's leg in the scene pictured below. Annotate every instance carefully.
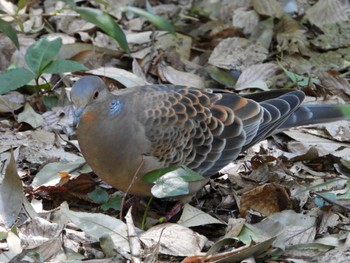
[120,157,145,219]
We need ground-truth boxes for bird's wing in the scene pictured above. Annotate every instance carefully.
[135,85,264,175]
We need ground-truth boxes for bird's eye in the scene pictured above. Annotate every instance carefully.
[93,90,99,100]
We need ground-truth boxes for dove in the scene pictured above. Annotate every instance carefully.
[71,76,347,197]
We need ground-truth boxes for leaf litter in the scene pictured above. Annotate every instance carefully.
[1,0,350,262]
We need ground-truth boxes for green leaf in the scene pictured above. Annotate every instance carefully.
[150,166,205,197]
[101,197,122,211]
[338,105,350,118]
[43,59,87,74]
[181,166,205,182]
[144,166,205,184]
[314,192,336,207]
[145,0,156,15]
[25,37,62,75]
[17,0,27,11]
[88,188,109,204]
[42,95,59,110]
[277,60,319,87]
[74,7,130,54]
[0,18,19,49]
[151,166,206,197]
[143,166,179,183]
[60,0,76,7]
[206,65,238,87]
[122,6,175,35]
[0,68,35,94]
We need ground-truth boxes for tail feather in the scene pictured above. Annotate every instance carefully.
[279,104,346,130]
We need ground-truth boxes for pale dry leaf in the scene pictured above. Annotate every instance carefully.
[190,20,230,39]
[305,0,349,28]
[316,247,350,262]
[318,71,350,97]
[0,0,17,16]
[235,63,279,90]
[323,121,350,142]
[193,0,251,21]
[159,65,205,89]
[88,67,148,87]
[318,210,340,235]
[126,21,144,37]
[21,7,43,33]
[267,209,319,249]
[60,202,131,254]
[1,129,80,166]
[19,217,63,261]
[0,231,22,262]
[132,58,147,82]
[31,158,89,188]
[19,217,62,250]
[284,130,350,158]
[95,0,130,20]
[0,92,25,113]
[249,18,274,49]
[139,223,207,257]
[225,218,246,238]
[46,1,93,34]
[151,173,189,198]
[310,21,350,50]
[177,204,224,227]
[0,150,23,227]
[127,31,167,45]
[42,105,75,135]
[17,103,43,129]
[209,37,268,71]
[125,209,142,262]
[0,33,17,70]
[252,0,284,18]
[156,33,192,61]
[93,31,121,50]
[232,8,260,35]
[279,0,298,13]
[281,55,314,74]
[154,4,182,19]
[309,47,350,72]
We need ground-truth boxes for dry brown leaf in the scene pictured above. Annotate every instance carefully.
[276,15,310,55]
[240,183,290,217]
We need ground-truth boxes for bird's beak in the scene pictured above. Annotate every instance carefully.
[73,107,84,128]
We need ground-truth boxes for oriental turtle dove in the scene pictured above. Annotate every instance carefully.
[71,76,347,197]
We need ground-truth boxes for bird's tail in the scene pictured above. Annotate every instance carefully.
[279,104,349,130]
